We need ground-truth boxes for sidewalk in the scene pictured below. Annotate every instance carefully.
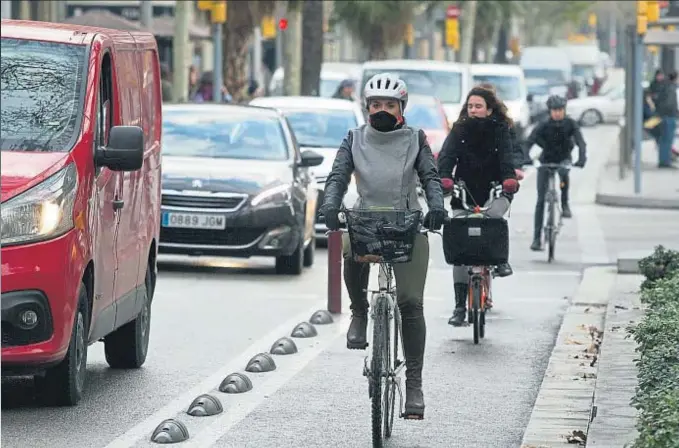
[520,264,644,448]
[595,137,679,210]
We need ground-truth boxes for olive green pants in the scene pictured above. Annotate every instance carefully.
[342,233,429,316]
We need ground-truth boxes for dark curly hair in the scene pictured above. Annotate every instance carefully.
[456,86,514,127]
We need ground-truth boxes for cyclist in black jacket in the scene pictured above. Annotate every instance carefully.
[524,95,587,251]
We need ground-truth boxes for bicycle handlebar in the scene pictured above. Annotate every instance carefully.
[449,181,503,213]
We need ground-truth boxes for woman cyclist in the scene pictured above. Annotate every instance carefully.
[320,73,446,419]
[437,87,519,327]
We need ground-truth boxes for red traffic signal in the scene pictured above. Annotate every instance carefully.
[278,18,288,31]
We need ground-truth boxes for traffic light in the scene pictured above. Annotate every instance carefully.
[648,0,660,22]
[637,1,649,35]
[405,24,414,46]
[211,1,227,24]
[446,19,460,50]
[197,0,212,11]
[278,18,288,31]
[262,16,276,39]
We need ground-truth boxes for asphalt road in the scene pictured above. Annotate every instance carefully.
[4,125,658,448]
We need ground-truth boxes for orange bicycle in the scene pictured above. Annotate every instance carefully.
[442,181,509,344]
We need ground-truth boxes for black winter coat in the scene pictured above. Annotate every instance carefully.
[437,116,517,209]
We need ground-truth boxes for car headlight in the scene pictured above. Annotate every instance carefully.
[1,163,78,246]
[251,184,292,207]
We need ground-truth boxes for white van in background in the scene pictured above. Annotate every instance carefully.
[520,46,573,86]
[470,63,531,139]
[359,59,472,127]
[269,62,362,99]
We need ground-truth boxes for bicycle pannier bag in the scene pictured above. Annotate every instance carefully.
[442,217,509,266]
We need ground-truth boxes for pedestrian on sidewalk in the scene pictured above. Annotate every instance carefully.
[320,73,446,420]
[655,71,677,168]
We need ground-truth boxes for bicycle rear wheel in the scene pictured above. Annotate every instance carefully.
[469,279,482,344]
[371,294,390,447]
[545,178,557,263]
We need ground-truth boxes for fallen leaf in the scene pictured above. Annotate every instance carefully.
[566,338,585,345]
[582,372,597,379]
[566,429,587,444]
[590,355,598,367]
[611,325,621,332]
[584,307,591,313]
[615,305,629,310]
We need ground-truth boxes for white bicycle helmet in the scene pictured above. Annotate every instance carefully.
[363,73,409,111]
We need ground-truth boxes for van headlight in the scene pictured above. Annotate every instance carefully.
[1,163,78,246]
[251,183,291,207]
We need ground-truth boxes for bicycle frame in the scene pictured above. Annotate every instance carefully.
[536,162,572,262]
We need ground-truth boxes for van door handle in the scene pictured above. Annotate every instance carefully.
[112,199,124,211]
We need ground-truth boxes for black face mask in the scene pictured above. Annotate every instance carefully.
[369,111,398,132]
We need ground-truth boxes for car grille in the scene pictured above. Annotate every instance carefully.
[162,194,247,210]
[160,227,265,246]
[1,324,49,348]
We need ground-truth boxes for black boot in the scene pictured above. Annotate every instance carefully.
[401,310,426,419]
[561,182,572,218]
[448,283,467,326]
[495,262,513,277]
[345,257,370,349]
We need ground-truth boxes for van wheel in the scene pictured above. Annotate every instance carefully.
[104,267,152,369]
[303,236,315,267]
[37,283,89,406]
[275,233,304,276]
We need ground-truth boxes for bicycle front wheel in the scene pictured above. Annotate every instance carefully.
[546,181,557,263]
[371,294,390,448]
[470,279,482,345]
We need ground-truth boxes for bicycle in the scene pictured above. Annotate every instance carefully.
[442,181,509,344]
[535,162,573,263]
[332,207,435,448]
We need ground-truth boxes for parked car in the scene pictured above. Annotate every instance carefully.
[1,19,161,406]
[269,62,362,99]
[360,59,473,127]
[567,83,625,127]
[404,94,450,157]
[249,96,362,241]
[159,104,323,275]
[470,63,531,140]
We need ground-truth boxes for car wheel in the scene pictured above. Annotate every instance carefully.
[580,109,602,127]
[303,235,316,267]
[36,282,89,406]
[104,265,152,369]
[275,232,304,276]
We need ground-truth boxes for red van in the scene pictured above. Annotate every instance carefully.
[0,20,162,406]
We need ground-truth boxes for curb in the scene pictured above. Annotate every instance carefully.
[595,193,679,211]
[585,273,643,447]
[520,266,617,448]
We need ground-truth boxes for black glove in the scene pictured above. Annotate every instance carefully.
[322,207,341,231]
[574,157,587,168]
[423,209,446,231]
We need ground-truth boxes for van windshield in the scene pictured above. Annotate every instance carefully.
[361,69,463,104]
[472,75,522,101]
[1,38,87,152]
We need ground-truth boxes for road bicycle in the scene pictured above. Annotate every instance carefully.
[333,207,434,448]
[443,181,508,344]
[536,162,573,263]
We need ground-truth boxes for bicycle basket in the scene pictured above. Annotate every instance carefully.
[344,209,423,263]
[442,217,509,266]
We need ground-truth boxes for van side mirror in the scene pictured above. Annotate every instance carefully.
[299,150,324,168]
[96,126,144,171]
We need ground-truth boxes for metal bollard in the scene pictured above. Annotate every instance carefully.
[327,230,342,314]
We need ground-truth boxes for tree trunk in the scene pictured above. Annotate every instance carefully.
[223,6,254,103]
[300,0,324,96]
[368,30,387,60]
[460,0,478,63]
[494,18,509,64]
[283,7,303,96]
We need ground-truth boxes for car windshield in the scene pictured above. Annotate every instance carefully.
[270,78,349,98]
[362,69,463,104]
[527,82,551,95]
[1,38,87,152]
[405,103,442,129]
[162,112,288,161]
[523,69,567,85]
[573,64,596,80]
[472,75,522,101]
[283,109,357,148]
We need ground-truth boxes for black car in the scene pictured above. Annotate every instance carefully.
[159,104,324,275]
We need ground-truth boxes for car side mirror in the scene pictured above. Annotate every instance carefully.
[299,150,324,168]
[527,93,534,103]
[96,126,144,171]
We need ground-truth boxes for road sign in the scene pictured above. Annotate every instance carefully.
[446,5,460,19]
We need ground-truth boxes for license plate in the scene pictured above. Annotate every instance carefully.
[161,212,226,230]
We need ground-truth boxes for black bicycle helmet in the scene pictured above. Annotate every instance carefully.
[546,95,567,110]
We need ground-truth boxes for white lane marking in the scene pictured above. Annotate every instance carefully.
[574,128,613,265]
[184,315,351,448]
[103,304,337,448]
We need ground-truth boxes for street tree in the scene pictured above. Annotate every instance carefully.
[331,0,420,60]
[300,0,324,96]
